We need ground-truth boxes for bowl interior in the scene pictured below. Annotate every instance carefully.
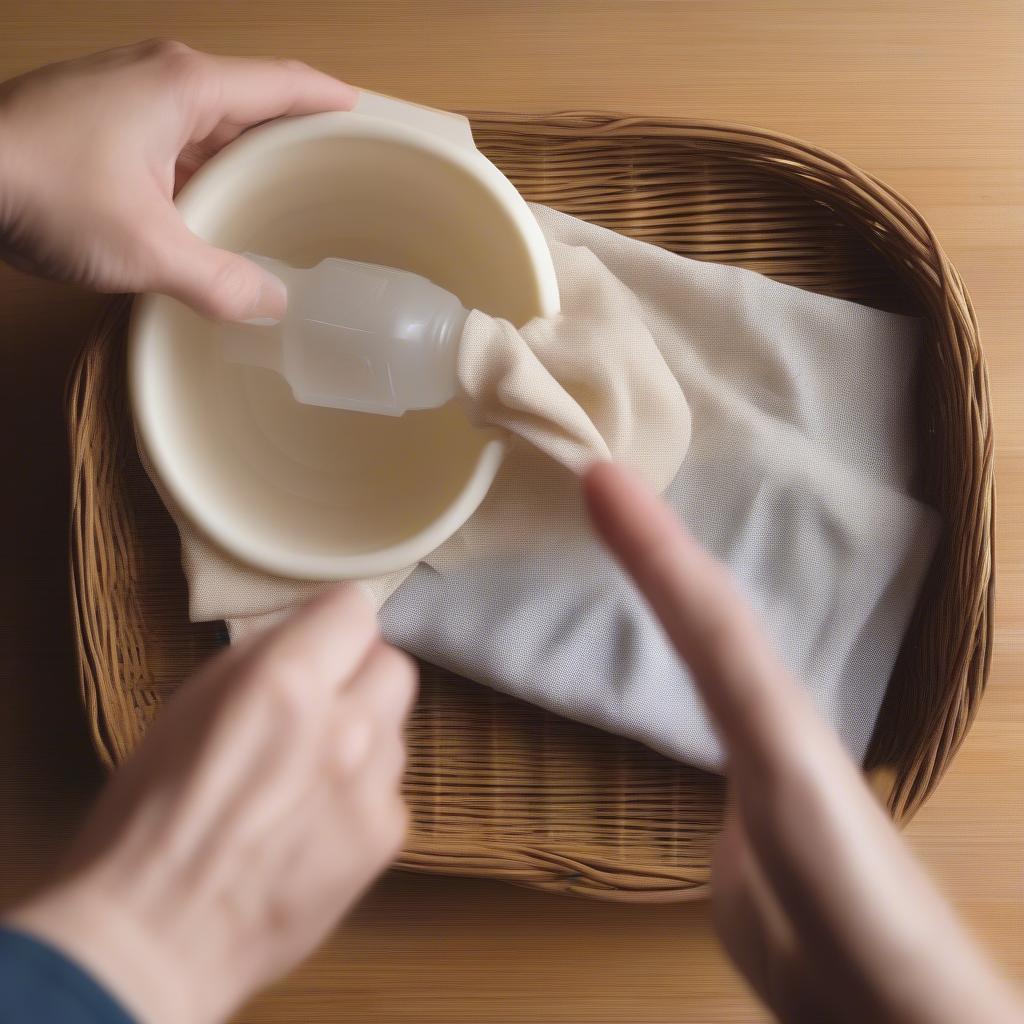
[134,122,547,574]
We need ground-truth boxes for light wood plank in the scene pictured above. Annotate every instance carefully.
[0,3,1020,1020]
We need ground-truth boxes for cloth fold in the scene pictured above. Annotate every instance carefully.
[175,234,690,625]
[156,204,940,773]
[458,241,690,488]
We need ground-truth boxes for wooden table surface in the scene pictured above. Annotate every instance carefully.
[1,2,1021,1021]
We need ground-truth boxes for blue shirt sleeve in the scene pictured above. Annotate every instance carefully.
[0,926,135,1024]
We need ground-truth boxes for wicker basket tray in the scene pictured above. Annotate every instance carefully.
[67,114,992,902]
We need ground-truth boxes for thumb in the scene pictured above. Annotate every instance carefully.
[147,214,288,323]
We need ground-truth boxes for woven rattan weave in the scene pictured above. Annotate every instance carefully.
[67,114,992,901]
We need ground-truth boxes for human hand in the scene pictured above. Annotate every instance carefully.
[584,463,1022,1024]
[5,584,415,1024]
[0,39,356,320]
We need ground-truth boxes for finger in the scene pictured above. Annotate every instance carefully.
[582,462,871,915]
[337,643,417,736]
[328,643,417,780]
[146,205,288,321]
[583,462,819,769]
[345,642,419,721]
[583,463,1024,1019]
[192,51,357,136]
[147,587,379,876]
[240,584,380,704]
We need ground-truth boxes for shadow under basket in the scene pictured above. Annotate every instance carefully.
[67,114,993,902]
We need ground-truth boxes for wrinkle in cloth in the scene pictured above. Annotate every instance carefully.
[155,204,939,773]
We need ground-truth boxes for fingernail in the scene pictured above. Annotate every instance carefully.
[246,270,288,325]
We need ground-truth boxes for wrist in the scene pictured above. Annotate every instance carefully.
[4,875,197,1024]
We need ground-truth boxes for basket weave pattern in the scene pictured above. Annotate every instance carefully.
[67,115,992,901]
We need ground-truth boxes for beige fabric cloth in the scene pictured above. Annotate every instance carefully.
[459,243,689,485]
[153,204,938,772]
[178,236,691,627]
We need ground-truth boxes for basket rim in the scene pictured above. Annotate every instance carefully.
[66,111,994,902]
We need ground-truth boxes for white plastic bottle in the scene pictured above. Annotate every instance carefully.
[219,254,467,416]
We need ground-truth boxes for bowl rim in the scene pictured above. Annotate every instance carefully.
[128,110,559,581]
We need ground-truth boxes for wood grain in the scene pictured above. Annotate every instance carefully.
[0,2,1020,1021]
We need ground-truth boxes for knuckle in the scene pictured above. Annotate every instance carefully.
[154,41,215,104]
[265,895,295,932]
[142,38,192,58]
[328,716,373,778]
[274,56,312,76]
[146,39,202,78]
[250,652,313,718]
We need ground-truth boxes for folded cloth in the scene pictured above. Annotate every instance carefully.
[160,204,940,773]
[177,235,691,624]
[458,243,689,486]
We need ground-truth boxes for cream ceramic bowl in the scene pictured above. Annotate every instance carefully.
[130,97,559,581]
